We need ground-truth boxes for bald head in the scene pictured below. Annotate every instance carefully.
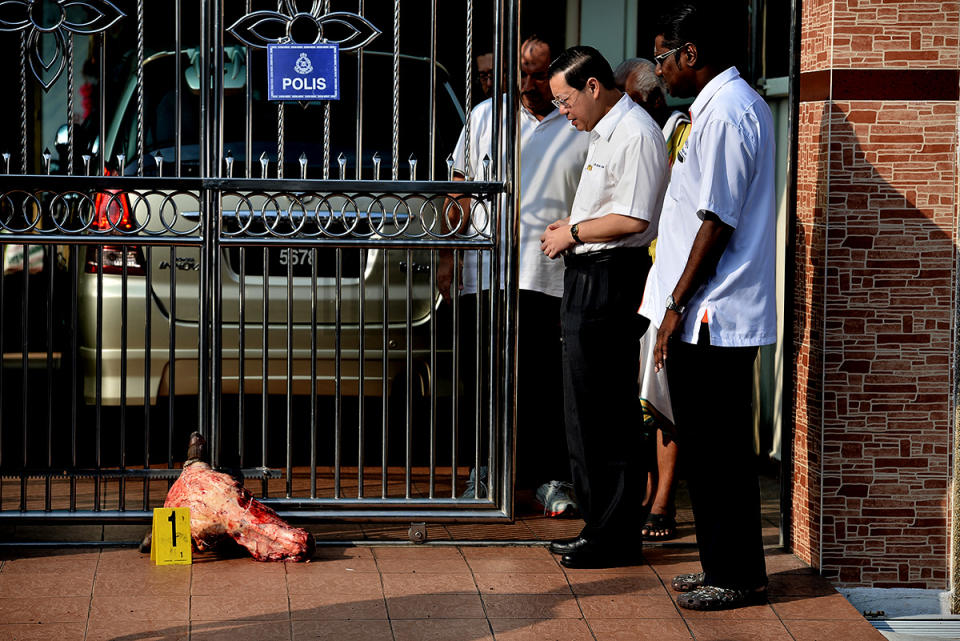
[614,58,668,127]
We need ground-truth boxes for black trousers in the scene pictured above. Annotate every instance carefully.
[458,289,569,487]
[560,249,649,541]
[667,323,767,590]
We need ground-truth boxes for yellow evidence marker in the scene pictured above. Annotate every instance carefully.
[151,507,192,565]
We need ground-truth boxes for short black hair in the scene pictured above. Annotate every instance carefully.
[655,2,733,68]
[548,46,615,90]
[521,32,561,61]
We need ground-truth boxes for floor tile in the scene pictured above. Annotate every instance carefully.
[0,622,86,641]
[473,572,572,595]
[293,549,379,573]
[289,592,388,620]
[386,593,485,619]
[674,600,778,621]
[89,595,190,621]
[189,620,291,641]
[770,593,866,620]
[0,553,99,575]
[489,617,594,641]
[566,571,667,596]
[467,557,564,574]
[191,571,288,596]
[578,594,681,619]
[589,618,694,641]
[460,546,555,561]
[373,546,465,561]
[482,594,582,619]
[96,548,155,572]
[381,572,478,596]
[377,556,472,573]
[292,619,394,640]
[685,619,794,641]
[190,593,289,621]
[286,568,384,595]
[0,571,95,597]
[391,618,494,641]
[784,619,888,640]
[85,619,189,641]
[0,596,90,623]
[767,573,836,596]
[94,568,191,596]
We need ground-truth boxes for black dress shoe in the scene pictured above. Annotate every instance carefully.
[549,536,589,555]
[560,541,643,569]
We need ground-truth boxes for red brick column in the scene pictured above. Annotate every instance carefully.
[794,1,959,588]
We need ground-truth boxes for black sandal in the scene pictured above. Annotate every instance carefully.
[641,512,677,541]
[677,585,768,611]
[671,571,705,592]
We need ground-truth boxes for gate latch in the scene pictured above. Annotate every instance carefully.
[408,522,427,543]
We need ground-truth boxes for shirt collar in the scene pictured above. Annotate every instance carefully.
[689,66,741,121]
[520,101,562,126]
[591,92,634,141]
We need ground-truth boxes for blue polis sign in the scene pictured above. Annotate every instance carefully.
[267,43,340,101]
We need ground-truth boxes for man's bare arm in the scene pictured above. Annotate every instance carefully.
[539,214,649,259]
[654,211,733,371]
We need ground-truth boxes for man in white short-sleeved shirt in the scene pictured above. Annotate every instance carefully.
[540,46,668,570]
[641,2,776,612]
[440,36,590,514]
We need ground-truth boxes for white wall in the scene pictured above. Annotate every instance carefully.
[575,0,638,65]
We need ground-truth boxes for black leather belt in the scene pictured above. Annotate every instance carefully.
[563,247,649,267]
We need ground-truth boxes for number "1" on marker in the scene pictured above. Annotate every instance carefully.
[168,510,177,546]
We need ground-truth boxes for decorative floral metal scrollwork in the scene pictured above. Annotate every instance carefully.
[0,0,125,91]
[227,0,380,51]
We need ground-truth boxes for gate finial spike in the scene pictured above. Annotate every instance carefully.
[372,151,381,181]
[446,153,455,181]
[260,151,270,178]
[81,154,91,176]
[153,151,164,178]
[225,150,235,178]
[116,153,126,176]
[299,152,308,179]
[337,152,347,180]
[2,152,9,175]
[43,148,52,175]
[408,153,418,181]
[481,154,491,181]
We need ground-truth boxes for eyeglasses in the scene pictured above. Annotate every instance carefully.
[654,43,689,67]
[551,89,581,110]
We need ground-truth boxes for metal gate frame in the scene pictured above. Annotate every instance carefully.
[0,0,522,529]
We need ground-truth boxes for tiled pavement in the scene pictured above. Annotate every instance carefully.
[0,538,886,641]
[0,476,886,640]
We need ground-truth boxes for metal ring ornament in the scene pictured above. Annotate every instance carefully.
[157,191,202,236]
[220,192,256,237]
[47,190,96,233]
[0,190,43,233]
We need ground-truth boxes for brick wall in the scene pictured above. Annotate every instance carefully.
[794,1,958,589]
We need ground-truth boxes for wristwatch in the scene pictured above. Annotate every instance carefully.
[665,294,685,315]
[570,223,584,245]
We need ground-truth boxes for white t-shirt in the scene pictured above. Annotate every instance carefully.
[568,93,669,253]
[639,67,777,347]
[451,97,589,296]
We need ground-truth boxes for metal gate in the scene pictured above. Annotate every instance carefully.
[0,0,520,529]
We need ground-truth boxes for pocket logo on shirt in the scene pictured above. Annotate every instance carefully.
[586,162,605,171]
